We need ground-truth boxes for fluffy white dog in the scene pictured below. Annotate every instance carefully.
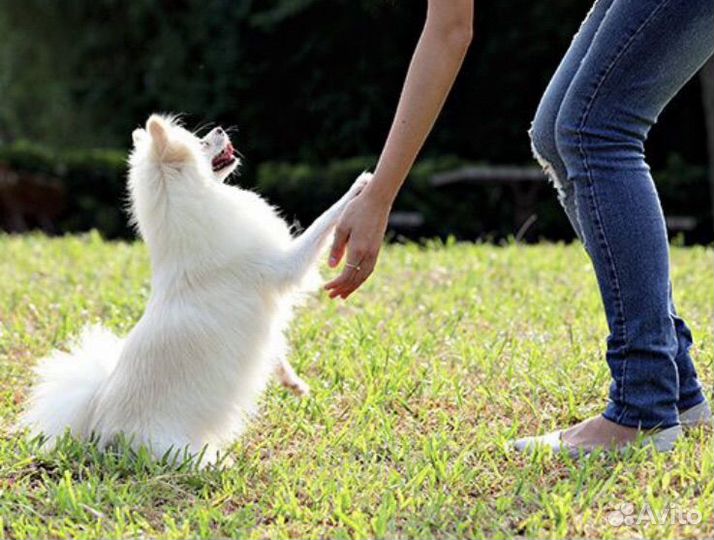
[19,114,370,465]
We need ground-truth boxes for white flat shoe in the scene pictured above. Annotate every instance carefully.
[510,423,682,456]
[680,400,712,429]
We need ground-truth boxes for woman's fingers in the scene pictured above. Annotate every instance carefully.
[328,225,350,268]
[324,250,377,299]
[324,261,359,297]
[339,259,375,299]
[325,268,352,298]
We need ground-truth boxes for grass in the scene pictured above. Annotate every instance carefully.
[0,232,711,539]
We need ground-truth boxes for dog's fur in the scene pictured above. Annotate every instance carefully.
[19,114,370,464]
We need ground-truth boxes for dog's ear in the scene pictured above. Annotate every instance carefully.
[147,115,168,150]
[146,115,190,163]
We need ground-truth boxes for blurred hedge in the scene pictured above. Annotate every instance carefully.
[258,156,574,242]
[1,0,708,244]
[0,141,711,243]
[0,141,130,238]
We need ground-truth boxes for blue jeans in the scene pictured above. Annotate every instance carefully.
[530,0,713,429]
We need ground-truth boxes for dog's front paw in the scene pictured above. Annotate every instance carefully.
[347,171,373,199]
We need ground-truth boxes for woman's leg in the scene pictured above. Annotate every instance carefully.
[515,0,714,449]
[531,0,710,428]
[553,0,713,430]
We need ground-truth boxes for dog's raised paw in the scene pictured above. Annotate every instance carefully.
[348,172,373,198]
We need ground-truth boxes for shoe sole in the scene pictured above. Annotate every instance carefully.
[510,424,682,456]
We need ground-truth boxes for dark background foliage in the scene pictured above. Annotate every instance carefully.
[0,0,710,242]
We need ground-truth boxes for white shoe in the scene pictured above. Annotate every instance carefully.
[510,424,682,456]
[680,400,712,429]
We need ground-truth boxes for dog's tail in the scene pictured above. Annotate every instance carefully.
[17,325,123,446]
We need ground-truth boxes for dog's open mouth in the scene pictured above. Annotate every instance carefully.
[211,143,237,172]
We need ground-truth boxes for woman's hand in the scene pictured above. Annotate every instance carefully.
[324,187,391,299]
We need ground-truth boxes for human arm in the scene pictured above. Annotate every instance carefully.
[325,0,473,299]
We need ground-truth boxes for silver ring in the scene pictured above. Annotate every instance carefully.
[345,262,361,271]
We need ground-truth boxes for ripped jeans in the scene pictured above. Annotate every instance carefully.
[530,0,713,429]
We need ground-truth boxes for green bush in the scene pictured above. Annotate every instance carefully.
[1,141,710,243]
[255,155,576,241]
[256,156,378,226]
[0,139,58,175]
[0,141,130,238]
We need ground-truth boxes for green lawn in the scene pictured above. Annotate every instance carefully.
[0,233,711,539]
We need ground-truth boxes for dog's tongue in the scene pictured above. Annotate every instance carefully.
[212,143,236,170]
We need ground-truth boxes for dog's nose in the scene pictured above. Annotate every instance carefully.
[215,127,225,137]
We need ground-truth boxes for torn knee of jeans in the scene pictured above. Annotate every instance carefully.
[529,136,566,201]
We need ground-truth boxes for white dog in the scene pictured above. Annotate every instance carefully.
[19,114,370,465]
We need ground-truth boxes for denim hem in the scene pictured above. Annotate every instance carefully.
[603,405,679,430]
[677,393,706,413]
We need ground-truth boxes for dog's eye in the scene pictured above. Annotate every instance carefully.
[200,140,209,148]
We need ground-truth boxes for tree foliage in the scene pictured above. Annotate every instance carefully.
[0,0,707,170]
